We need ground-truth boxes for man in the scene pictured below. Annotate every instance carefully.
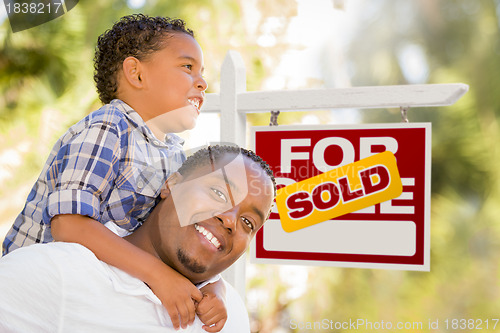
[0,145,276,332]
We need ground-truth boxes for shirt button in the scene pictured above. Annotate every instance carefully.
[137,181,144,189]
[153,140,160,146]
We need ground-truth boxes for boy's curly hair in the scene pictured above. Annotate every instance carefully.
[94,14,194,104]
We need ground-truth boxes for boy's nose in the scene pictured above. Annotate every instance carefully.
[196,76,208,91]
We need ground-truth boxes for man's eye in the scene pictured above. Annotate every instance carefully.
[241,217,254,231]
[211,188,227,203]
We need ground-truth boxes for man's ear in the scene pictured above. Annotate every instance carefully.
[161,172,184,199]
[122,56,143,89]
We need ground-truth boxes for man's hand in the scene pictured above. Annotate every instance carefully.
[149,265,203,330]
[195,292,228,332]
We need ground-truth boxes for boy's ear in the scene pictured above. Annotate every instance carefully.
[161,172,184,199]
[122,56,143,89]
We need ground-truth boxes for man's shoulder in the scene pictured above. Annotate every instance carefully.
[0,243,98,299]
[1,242,95,265]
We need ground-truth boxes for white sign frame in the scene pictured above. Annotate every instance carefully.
[251,122,432,271]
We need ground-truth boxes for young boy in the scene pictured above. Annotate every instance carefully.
[2,14,226,332]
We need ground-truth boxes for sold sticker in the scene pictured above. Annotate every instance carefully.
[276,151,403,232]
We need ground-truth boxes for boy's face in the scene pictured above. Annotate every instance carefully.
[138,33,207,129]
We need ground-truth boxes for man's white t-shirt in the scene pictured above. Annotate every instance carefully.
[0,242,249,332]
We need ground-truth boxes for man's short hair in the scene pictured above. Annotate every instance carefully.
[177,145,277,197]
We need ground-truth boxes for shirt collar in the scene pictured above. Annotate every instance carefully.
[110,99,185,148]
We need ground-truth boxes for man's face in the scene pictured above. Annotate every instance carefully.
[139,32,207,131]
[169,153,251,228]
[152,154,274,283]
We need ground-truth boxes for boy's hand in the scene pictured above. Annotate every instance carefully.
[195,292,228,332]
[50,215,205,330]
[149,265,203,330]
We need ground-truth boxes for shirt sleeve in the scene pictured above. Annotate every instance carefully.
[44,119,123,224]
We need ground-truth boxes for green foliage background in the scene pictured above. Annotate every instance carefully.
[1,1,499,332]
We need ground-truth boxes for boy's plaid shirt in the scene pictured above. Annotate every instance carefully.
[2,100,185,255]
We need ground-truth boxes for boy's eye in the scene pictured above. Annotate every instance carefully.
[211,188,227,203]
[183,64,193,70]
[241,217,254,231]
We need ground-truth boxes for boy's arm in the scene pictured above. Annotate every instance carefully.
[51,214,203,330]
[197,279,228,332]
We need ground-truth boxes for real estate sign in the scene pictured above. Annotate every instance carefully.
[251,123,431,271]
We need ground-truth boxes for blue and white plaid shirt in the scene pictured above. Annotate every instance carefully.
[3,99,185,255]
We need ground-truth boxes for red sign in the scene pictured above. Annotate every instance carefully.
[251,123,431,271]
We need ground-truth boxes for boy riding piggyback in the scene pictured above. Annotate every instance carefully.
[3,14,228,331]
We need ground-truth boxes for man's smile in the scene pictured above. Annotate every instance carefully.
[194,223,222,250]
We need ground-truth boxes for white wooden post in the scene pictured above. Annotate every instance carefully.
[219,51,248,299]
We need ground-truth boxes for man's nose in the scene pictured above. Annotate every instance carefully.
[219,208,238,233]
